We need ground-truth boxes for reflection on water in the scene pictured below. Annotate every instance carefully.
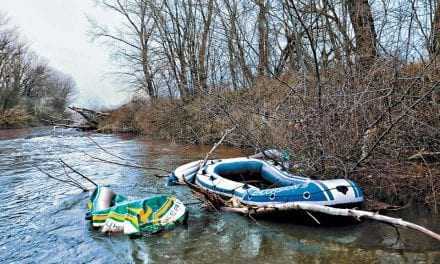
[0,127,439,263]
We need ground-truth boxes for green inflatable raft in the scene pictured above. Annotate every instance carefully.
[86,186,187,235]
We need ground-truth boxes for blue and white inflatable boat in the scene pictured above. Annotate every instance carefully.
[170,157,364,208]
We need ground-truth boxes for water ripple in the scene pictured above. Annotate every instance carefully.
[0,127,438,264]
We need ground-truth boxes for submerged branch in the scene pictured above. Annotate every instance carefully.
[60,162,89,190]
[67,143,171,173]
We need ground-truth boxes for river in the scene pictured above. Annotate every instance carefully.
[0,127,439,263]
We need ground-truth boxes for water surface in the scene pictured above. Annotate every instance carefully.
[0,127,439,263]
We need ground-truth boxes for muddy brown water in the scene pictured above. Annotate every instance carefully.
[0,127,439,263]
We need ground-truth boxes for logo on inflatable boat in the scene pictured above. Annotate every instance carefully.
[269,191,276,201]
[303,191,311,200]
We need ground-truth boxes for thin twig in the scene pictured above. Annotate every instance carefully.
[305,211,321,225]
[74,148,171,173]
[87,155,171,173]
[35,165,89,191]
[183,201,203,206]
[352,82,440,171]
[86,136,137,163]
[153,174,170,178]
[60,162,88,190]
[421,155,438,214]
[201,126,237,167]
[59,159,98,187]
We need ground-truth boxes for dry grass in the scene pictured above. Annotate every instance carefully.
[0,107,33,128]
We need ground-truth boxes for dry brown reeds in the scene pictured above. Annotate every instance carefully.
[0,107,33,128]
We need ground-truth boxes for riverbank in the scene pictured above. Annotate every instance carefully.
[0,107,36,129]
[96,71,440,213]
[0,105,77,130]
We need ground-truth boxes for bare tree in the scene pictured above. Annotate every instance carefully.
[430,0,440,58]
[256,0,269,77]
[91,0,157,98]
[346,0,377,66]
[0,12,75,123]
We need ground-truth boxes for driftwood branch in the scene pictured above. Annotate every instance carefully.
[35,165,89,192]
[221,202,440,241]
[201,126,236,167]
[67,106,110,130]
[68,106,109,124]
[59,159,98,187]
[86,136,133,162]
[184,170,440,241]
[52,124,95,130]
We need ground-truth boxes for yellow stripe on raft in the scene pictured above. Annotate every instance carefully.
[92,214,108,221]
[140,207,153,223]
[107,211,138,223]
[127,206,153,224]
[153,197,175,224]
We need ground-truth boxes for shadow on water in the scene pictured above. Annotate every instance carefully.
[0,127,439,263]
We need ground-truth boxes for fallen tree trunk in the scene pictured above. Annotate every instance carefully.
[221,202,440,241]
[68,106,110,130]
[52,124,96,130]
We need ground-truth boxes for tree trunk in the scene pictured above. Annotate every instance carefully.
[275,32,296,77]
[430,2,440,58]
[221,15,239,90]
[256,0,269,77]
[224,0,254,87]
[139,2,156,99]
[198,0,214,94]
[141,50,156,99]
[346,0,377,67]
